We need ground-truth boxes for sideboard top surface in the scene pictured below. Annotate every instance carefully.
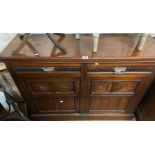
[1,34,155,62]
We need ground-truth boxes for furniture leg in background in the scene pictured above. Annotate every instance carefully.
[76,33,149,55]
[75,33,100,53]
[132,33,149,56]
[92,34,100,53]
[0,84,30,121]
[12,33,68,56]
[0,64,29,121]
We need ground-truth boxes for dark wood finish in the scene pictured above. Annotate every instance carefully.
[1,34,155,120]
[87,70,153,114]
[135,80,155,121]
[30,113,134,121]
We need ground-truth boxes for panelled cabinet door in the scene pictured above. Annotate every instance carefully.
[87,73,153,114]
[16,77,80,115]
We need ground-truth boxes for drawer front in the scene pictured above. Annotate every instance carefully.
[15,66,80,73]
[32,95,79,114]
[88,64,154,74]
[12,63,81,77]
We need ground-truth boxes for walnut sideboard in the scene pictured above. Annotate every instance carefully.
[1,34,155,120]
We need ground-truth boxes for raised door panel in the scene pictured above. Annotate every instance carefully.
[89,79,140,95]
[54,81,77,94]
[32,95,79,113]
[111,81,138,93]
[26,79,80,95]
[29,81,53,93]
[91,81,112,93]
[89,96,132,112]
[34,96,54,112]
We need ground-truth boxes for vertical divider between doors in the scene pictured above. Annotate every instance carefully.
[80,63,89,113]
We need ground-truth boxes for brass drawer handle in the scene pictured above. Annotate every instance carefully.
[42,67,55,72]
[113,67,127,74]
[94,62,99,66]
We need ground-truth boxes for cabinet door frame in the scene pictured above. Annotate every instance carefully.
[86,73,154,113]
[15,76,80,115]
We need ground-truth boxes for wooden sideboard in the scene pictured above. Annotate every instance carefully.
[1,34,155,120]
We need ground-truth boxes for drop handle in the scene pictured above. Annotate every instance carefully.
[42,67,55,72]
[94,62,99,66]
[113,67,127,74]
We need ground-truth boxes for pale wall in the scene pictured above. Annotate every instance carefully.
[0,33,16,53]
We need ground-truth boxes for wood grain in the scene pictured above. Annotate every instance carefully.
[1,34,155,120]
